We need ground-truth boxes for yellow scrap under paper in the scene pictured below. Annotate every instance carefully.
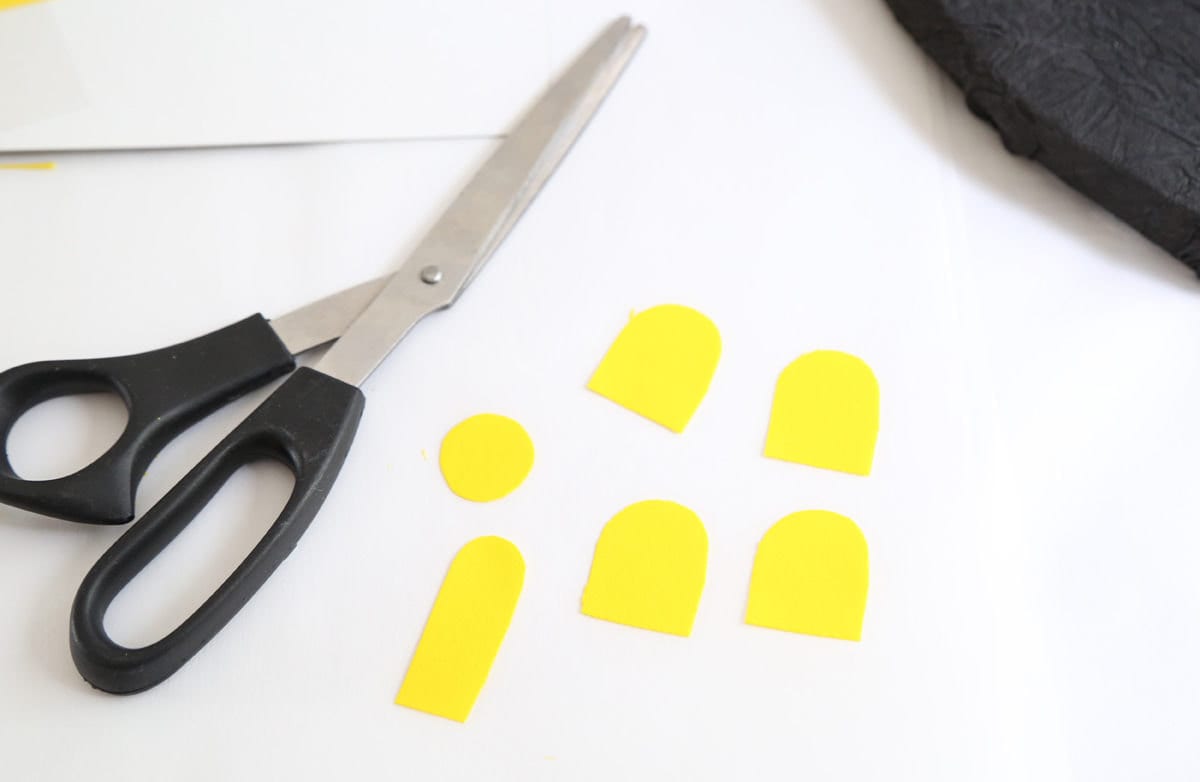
[582,500,708,636]
[588,304,721,433]
[396,537,525,722]
[746,510,869,641]
[0,162,54,170]
[439,414,534,502]
[765,350,880,476]
[0,0,46,11]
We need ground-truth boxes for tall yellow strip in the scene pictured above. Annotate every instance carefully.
[396,537,525,722]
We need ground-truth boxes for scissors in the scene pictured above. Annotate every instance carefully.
[0,18,645,694]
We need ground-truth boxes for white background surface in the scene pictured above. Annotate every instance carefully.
[0,1,1197,780]
[0,0,547,147]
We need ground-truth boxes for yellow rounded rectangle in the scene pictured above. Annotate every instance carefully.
[765,350,880,476]
[581,500,708,637]
[587,305,721,433]
[746,510,869,641]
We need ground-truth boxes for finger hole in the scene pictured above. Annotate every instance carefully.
[103,459,295,649]
[6,392,129,480]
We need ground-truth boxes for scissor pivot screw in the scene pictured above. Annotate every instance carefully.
[419,265,443,285]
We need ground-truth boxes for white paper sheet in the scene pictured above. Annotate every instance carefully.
[4,0,1196,779]
[0,0,547,150]
[0,3,85,131]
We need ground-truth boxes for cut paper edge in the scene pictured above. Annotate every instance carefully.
[746,510,869,641]
[581,499,708,637]
[439,413,534,503]
[396,536,525,722]
[587,304,721,433]
[764,350,880,476]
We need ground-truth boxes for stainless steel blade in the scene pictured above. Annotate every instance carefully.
[268,276,390,355]
[313,17,646,387]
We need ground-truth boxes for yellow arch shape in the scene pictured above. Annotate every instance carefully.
[582,500,708,637]
[396,536,525,722]
[587,305,721,433]
[765,350,880,476]
[746,510,869,641]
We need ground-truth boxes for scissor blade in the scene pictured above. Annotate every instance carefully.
[268,276,390,355]
[313,17,646,387]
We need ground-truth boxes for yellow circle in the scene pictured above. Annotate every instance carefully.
[439,414,534,502]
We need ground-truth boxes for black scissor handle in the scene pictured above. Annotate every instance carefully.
[70,367,364,694]
[0,315,294,525]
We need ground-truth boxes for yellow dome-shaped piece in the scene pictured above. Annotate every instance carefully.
[439,414,534,502]
[765,350,880,476]
[746,510,869,641]
[581,500,708,637]
[395,536,525,722]
[587,305,721,433]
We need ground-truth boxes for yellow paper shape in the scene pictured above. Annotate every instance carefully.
[587,304,721,433]
[0,162,54,170]
[765,350,880,476]
[581,500,708,636]
[439,414,534,502]
[0,0,46,11]
[746,510,869,641]
[396,536,525,722]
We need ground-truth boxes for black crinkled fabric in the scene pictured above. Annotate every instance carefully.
[882,0,1200,272]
